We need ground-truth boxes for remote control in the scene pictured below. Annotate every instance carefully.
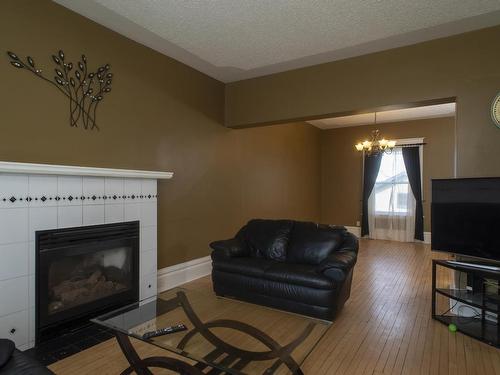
[142,324,187,339]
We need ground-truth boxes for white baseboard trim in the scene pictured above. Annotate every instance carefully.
[157,255,212,292]
[345,226,361,237]
[344,225,431,244]
[424,231,431,244]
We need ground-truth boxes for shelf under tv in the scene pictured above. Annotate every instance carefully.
[435,288,500,313]
[432,260,500,348]
[446,260,500,272]
[434,259,500,278]
[434,315,499,347]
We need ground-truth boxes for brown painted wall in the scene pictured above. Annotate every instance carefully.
[226,26,500,178]
[321,117,456,231]
[0,0,321,268]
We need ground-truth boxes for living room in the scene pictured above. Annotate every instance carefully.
[1,1,500,374]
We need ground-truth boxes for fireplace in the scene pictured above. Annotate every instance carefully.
[36,221,140,344]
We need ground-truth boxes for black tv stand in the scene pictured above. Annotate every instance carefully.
[432,259,500,348]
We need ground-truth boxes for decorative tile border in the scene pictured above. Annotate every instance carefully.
[1,194,158,203]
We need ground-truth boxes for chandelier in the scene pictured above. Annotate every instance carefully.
[354,113,396,156]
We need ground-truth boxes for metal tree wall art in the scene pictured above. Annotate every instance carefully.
[6,50,113,130]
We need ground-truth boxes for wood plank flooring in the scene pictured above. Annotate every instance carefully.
[49,239,500,374]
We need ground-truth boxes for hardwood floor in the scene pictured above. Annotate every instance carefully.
[49,239,500,374]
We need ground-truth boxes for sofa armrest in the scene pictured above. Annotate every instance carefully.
[0,339,15,368]
[0,341,54,375]
[210,238,247,261]
[317,250,357,272]
[317,250,357,281]
[337,231,359,253]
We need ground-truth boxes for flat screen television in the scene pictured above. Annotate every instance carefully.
[431,177,500,262]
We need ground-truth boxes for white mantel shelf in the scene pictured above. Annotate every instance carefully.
[0,161,173,179]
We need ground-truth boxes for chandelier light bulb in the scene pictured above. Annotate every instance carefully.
[354,129,397,156]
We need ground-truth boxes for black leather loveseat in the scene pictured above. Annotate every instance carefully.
[210,219,359,321]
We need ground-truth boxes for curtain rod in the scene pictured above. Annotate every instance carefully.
[396,143,426,148]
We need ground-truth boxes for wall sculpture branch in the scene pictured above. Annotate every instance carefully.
[6,50,113,131]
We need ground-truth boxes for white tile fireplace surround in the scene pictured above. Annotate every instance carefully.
[0,161,172,350]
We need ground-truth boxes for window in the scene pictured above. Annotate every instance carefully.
[373,148,410,215]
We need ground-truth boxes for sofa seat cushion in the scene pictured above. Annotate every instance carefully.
[212,257,274,278]
[212,270,338,308]
[243,219,293,262]
[264,263,336,290]
[287,222,344,265]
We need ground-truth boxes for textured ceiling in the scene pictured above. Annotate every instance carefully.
[308,103,456,129]
[54,0,500,82]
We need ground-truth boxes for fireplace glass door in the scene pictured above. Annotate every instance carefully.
[36,221,139,343]
[47,245,133,315]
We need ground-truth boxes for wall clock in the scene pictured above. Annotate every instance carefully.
[492,92,500,129]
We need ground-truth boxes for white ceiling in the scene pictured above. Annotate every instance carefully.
[53,0,500,82]
[307,103,456,129]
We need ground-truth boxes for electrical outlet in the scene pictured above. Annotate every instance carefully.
[356,221,360,227]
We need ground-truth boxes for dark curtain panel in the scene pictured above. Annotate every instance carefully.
[361,153,383,237]
[402,147,424,241]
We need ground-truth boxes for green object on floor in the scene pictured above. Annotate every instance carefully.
[448,323,457,333]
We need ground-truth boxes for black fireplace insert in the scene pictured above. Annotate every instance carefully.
[36,221,140,344]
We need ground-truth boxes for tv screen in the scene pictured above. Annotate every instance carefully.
[431,178,500,261]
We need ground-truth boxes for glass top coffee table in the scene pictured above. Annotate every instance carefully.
[92,287,330,374]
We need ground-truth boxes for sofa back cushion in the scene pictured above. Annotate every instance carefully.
[243,219,293,262]
[287,222,344,265]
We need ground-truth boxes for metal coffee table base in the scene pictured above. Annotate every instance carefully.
[114,291,310,374]
[115,332,204,375]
